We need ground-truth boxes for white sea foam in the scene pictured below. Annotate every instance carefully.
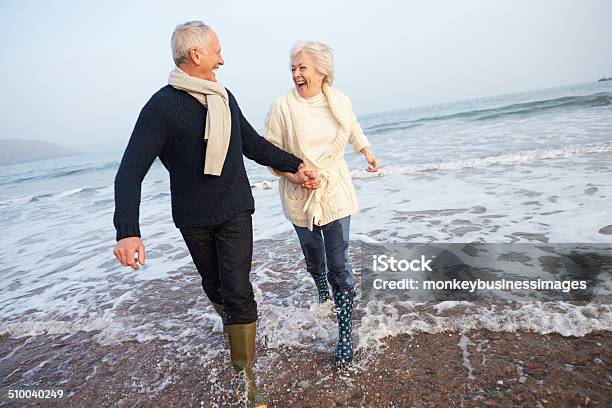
[355,301,612,351]
[458,334,476,380]
[351,142,612,178]
[56,188,85,197]
[247,142,612,188]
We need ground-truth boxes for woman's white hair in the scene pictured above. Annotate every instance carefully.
[171,21,211,66]
[290,41,334,86]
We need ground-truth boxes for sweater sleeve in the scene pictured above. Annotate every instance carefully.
[347,99,370,154]
[113,97,170,241]
[263,101,286,177]
[238,102,301,173]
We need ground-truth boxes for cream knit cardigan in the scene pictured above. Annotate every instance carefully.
[265,84,370,230]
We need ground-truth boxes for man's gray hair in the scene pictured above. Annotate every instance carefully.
[290,41,334,86]
[171,21,211,66]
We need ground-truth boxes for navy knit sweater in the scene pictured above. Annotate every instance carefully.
[113,85,301,241]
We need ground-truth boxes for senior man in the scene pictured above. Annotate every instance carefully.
[113,21,317,407]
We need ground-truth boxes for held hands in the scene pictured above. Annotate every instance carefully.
[283,163,320,190]
[113,237,145,270]
[361,147,380,173]
[298,163,321,189]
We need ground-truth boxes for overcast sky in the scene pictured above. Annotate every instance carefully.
[1,0,611,153]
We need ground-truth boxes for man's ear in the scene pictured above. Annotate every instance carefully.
[189,48,201,66]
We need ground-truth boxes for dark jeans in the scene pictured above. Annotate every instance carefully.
[293,216,354,293]
[180,210,257,325]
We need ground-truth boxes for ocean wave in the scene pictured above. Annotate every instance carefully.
[248,143,612,188]
[355,301,612,349]
[56,188,87,198]
[351,142,612,178]
[2,301,609,345]
[250,180,277,190]
[363,92,612,134]
[0,186,110,206]
[0,195,36,206]
[0,162,118,186]
[362,122,422,134]
[0,318,115,339]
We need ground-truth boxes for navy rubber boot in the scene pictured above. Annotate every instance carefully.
[313,273,331,303]
[333,288,354,364]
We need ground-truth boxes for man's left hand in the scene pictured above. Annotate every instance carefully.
[283,164,320,189]
[296,163,320,189]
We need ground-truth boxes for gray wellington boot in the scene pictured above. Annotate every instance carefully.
[225,322,267,408]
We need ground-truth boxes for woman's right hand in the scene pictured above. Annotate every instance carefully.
[283,165,320,189]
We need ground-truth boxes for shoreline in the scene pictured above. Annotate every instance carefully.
[1,329,609,407]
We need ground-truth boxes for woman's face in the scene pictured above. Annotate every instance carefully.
[291,51,325,99]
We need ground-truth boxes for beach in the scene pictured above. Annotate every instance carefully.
[1,324,610,407]
[1,80,611,406]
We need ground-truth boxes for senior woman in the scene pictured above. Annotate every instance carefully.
[265,41,379,364]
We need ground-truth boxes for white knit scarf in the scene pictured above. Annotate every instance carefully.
[286,84,353,169]
[168,67,231,176]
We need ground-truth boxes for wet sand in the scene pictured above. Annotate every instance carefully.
[1,329,610,407]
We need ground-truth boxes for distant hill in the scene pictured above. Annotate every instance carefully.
[0,139,79,166]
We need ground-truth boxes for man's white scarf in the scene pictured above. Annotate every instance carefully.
[168,67,231,176]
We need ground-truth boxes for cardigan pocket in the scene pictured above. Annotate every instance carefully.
[284,196,308,221]
[286,183,308,201]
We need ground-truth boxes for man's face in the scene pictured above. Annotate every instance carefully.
[193,30,224,81]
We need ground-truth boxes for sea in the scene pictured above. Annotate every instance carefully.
[1,81,611,404]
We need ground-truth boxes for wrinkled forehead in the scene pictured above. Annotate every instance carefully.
[291,51,314,67]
